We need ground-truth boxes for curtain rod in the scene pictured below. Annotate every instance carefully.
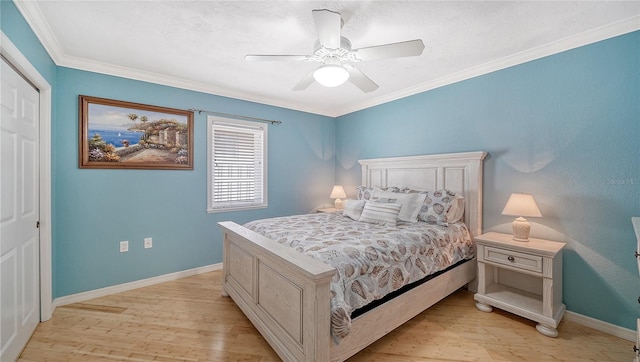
[188,108,282,125]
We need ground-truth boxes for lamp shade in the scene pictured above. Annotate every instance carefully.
[330,185,347,199]
[501,193,542,217]
[502,193,541,242]
[313,64,350,87]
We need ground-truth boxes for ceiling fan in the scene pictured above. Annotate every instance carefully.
[245,9,425,93]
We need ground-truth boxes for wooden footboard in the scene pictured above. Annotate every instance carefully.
[219,221,335,361]
[331,259,475,360]
[220,221,476,362]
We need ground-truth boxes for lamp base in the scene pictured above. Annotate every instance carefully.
[512,217,531,242]
[334,198,343,210]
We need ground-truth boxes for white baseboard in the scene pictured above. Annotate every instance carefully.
[565,310,636,342]
[53,263,222,308]
[50,264,636,343]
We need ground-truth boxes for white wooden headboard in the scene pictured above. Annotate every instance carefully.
[359,151,487,238]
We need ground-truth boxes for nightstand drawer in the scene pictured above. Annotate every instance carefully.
[483,246,543,273]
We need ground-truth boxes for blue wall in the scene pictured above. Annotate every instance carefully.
[4,0,639,331]
[336,31,640,329]
[52,69,335,297]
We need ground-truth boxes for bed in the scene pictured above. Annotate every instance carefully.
[218,151,487,361]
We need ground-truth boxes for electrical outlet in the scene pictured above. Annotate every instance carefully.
[144,237,152,249]
[120,240,129,253]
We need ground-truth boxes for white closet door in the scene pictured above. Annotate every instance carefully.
[636,318,639,362]
[1,57,40,361]
[634,218,640,362]
[633,217,640,275]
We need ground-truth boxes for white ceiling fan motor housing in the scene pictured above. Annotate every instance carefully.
[311,37,355,64]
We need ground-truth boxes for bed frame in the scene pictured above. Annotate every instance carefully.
[219,151,487,361]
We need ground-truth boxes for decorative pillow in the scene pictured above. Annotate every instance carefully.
[418,189,459,225]
[372,190,426,223]
[358,201,402,227]
[356,186,375,201]
[342,199,366,221]
[446,194,465,223]
[402,188,461,225]
[356,186,400,200]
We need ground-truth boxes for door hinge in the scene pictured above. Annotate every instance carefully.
[36,221,40,228]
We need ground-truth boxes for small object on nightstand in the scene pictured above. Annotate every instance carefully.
[330,185,347,210]
[501,193,542,242]
[474,232,565,337]
[317,207,339,213]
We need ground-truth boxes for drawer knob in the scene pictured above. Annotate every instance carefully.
[508,255,515,262]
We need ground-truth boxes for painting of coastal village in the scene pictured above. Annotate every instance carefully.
[79,96,193,169]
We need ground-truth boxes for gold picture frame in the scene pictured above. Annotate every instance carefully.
[79,95,193,170]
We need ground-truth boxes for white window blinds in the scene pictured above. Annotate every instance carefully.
[207,117,267,212]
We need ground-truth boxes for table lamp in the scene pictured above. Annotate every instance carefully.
[330,185,347,210]
[501,193,542,242]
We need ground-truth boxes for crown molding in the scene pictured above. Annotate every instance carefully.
[13,0,66,63]
[56,53,334,115]
[14,1,639,118]
[12,1,337,117]
[336,14,640,117]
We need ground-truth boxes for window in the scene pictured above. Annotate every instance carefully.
[207,117,267,212]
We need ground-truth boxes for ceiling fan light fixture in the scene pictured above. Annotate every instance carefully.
[313,64,350,87]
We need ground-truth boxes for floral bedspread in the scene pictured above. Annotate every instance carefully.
[244,212,474,342]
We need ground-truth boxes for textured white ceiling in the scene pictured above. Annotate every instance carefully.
[15,1,640,116]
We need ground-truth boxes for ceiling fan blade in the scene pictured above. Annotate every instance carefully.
[293,70,316,91]
[312,9,341,49]
[245,55,309,62]
[352,39,425,61]
[344,64,378,93]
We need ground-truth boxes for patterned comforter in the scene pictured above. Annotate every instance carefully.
[244,212,474,342]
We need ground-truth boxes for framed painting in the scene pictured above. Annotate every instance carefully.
[79,95,193,170]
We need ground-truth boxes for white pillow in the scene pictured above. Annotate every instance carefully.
[358,201,402,227]
[343,199,366,221]
[373,190,426,223]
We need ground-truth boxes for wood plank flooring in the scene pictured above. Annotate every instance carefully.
[19,271,632,361]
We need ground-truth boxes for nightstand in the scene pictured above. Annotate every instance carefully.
[474,232,566,337]
[316,207,340,213]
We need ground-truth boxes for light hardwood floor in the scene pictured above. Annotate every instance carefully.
[19,271,631,361]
